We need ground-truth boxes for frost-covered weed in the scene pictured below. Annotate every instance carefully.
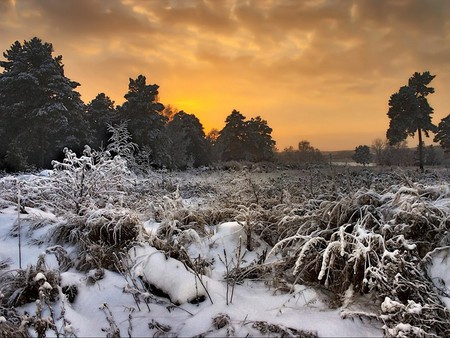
[267,174,450,337]
[51,146,133,215]
[1,164,449,336]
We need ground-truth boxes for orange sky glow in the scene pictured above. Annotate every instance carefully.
[1,0,450,151]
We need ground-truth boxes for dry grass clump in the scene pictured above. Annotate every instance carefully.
[52,207,147,271]
[0,307,29,338]
[0,259,60,307]
[250,320,318,338]
[267,180,450,337]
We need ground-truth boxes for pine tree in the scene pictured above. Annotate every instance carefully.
[386,72,438,172]
[216,110,275,162]
[246,116,276,161]
[0,37,89,170]
[433,114,450,152]
[117,75,167,167]
[86,93,117,150]
[352,145,372,166]
[166,111,211,169]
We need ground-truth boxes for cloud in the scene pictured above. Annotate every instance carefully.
[1,0,450,150]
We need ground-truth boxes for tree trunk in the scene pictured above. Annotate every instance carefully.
[418,127,424,172]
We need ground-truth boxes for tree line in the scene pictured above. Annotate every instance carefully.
[0,38,275,171]
[1,38,449,172]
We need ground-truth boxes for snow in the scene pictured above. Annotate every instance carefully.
[428,248,450,309]
[1,169,449,337]
[0,199,384,337]
[34,272,47,282]
[128,244,207,304]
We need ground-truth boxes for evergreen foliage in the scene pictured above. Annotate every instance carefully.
[352,145,372,165]
[0,37,90,171]
[386,72,438,171]
[117,75,167,167]
[166,111,211,169]
[434,114,450,152]
[86,93,117,150]
[216,110,275,162]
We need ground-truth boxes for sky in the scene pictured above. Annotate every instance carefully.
[1,0,450,151]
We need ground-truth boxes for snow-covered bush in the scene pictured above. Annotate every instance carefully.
[0,257,60,307]
[50,145,133,215]
[267,182,450,337]
[53,206,147,271]
[106,121,139,170]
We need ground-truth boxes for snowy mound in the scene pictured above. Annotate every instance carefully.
[128,244,207,304]
[211,221,246,244]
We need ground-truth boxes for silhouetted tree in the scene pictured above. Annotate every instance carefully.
[276,141,324,167]
[206,128,220,162]
[0,37,89,170]
[434,114,450,152]
[86,93,117,150]
[386,72,438,172]
[206,128,220,146]
[422,145,441,166]
[246,116,276,161]
[371,138,385,166]
[215,110,247,161]
[297,140,323,163]
[166,111,211,169]
[117,75,167,167]
[162,104,178,122]
[216,110,275,162]
[352,145,372,166]
[382,141,413,167]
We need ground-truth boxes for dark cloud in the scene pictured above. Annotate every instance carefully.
[17,0,152,38]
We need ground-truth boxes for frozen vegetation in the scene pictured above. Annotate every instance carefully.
[0,150,449,337]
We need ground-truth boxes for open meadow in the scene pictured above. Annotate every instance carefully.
[0,161,449,337]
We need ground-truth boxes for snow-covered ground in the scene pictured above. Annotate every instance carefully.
[0,205,383,337]
[0,167,449,337]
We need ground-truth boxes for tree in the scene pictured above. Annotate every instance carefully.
[206,128,220,162]
[166,111,211,169]
[371,138,385,166]
[161,104,178,122]
[382,140,414,167]
[386,72,438,172]
[434,114,450,152]
[86,93,117,150]
[352,145,372,166]
[246,116,276,161]
[0,37,89,170]
[423,145,441,166]
[297,140,323,163]
[215,110,247,161]
[215,110,275,162]
[117,75,167,167]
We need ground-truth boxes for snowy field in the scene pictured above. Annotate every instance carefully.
[0,159,449,337]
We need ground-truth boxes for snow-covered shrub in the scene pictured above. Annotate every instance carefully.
[267,181,450,337]
[106,121,139,170]
[0,306,28,338]
[50,145,133,215]
[0,258,60,307]
[53,206,147,271]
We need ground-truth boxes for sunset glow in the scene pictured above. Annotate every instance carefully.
[1,0,450,151]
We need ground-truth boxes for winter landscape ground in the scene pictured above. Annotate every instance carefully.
[0,152,449,337]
